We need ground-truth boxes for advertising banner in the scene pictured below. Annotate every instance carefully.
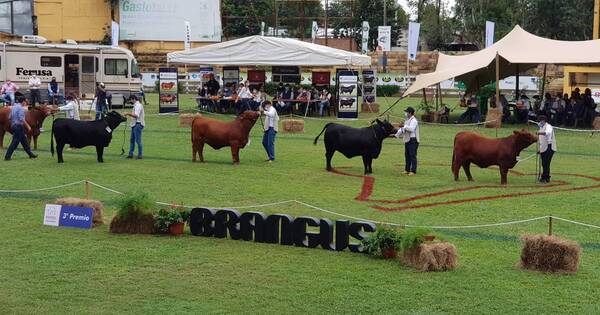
[184,21,191,50]
[408,22,420,61]
[485,21,495,48]
[120,0,222,42]
[44,204,93,229]
[111,21,119,46]
[377,26,391,52]
[311,21,318,43]
[159,67,179,113]
[223,66,240,87]
[361,21,370,55]
[337,70,359,119]
[362,69,376,104]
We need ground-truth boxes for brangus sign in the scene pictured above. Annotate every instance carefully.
[189,208,376,252]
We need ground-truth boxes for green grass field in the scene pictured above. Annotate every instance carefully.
[1,94,600,314]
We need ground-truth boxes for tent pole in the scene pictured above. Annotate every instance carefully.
[515,64,520,101]
[540,64,548,99]
[495,53,500,109]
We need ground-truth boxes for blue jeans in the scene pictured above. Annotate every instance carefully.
[3,92,15,104]
[262,127,276,161]
[128,123,144,157]
[5,124,34,159]
[404,138,419,173]
[319,100,329,116]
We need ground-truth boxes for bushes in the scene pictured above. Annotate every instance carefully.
[376,85,401,97]
[110,191,156,234]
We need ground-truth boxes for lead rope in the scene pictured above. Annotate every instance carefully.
[120,117,127,156]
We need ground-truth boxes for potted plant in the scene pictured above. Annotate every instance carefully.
[361,225,403,259]
[399,228,438,252]
[109,191,157,234]
[417,100,435,122]
[154,205,190,236]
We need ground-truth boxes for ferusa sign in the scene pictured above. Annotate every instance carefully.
[159,67,179,113]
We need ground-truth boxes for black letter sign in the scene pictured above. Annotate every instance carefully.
[189,208,216,237]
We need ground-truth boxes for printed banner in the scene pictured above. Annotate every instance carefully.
[361,21,370,55]
[362,69,376,104]
[311,21,318,43]
[44,204,93,229]
[485,21,495,48]
[111,21,119,47]
[408,22,420,61]
[184,21,191,50]
[159,67,179,113]
[338,70,359,119]
[377,26,391,52]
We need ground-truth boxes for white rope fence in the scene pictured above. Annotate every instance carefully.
[528,120,598,133]
[2,179,600,230]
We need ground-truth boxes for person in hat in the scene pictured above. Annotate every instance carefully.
[537,115,556,183]
[260,100,278,163]
[95,82,107,120]
[124,95,145,159]
[4,92,37,160]
[395,106,420,175]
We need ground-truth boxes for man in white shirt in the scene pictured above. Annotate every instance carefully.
[260,101,279,163]
[57,94,80,120]
[537,115,556,183]
[28,74,41,105]
[124,95,145,159]
[395,106,420,175]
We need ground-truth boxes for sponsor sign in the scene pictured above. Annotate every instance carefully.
[111,21,119,46]
[408,22,420,61]
[120,0,222,42]
[159,67,179,113]
[311,21,318,43]
[222,66,240,87]
[184,21,191,50]
[337,70,359,119]
[362,69,376,104]
[377,26,391,52]
[361,21,370,54]
[485,21,495,48]
[44,204,93,229]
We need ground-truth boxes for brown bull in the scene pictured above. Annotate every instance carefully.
[0,105,54,150]
[452,130,537,185]
[191,111,260,164]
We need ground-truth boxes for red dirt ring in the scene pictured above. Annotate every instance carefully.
[330,165,600,212]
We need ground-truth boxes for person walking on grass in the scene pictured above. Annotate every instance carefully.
[537,115,556,183]
[4,92,37,161]
[395,106,420,176]
[124,95,145,159]
[260,100,278,163]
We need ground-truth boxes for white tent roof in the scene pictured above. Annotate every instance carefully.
[403,25,600,96]
[167,35,371,67]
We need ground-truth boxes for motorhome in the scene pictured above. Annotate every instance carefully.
[1,36,142,106]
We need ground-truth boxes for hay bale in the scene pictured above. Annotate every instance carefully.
[485,108,502,128]
[79,114,93,121]
[519,234,580,273]
[109,213,156,234]
[55,197,104,227]
[179,113,202,127]
[401,242,458,272]
[361,102,380,113]
[281,119,304,133]
[593,117,600,130]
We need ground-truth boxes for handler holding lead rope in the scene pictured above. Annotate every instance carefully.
[395,106,420,176]
[537,115,556,183]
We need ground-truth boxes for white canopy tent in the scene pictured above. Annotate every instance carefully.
[403,25,600,97]
[167,35,371,67]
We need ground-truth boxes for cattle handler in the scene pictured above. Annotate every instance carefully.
[124,95,145,160]
[537,115,556,183]
[260,101,279,163]
[395,106,420,175]
[4,92,37,161]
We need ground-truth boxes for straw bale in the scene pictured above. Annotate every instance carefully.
[401,242,458,272]
[55,197,104,227]
[593,117,600,130]
[109,213,156,234]
[361,103,380,113]
[520,234,580,273]
[180,113,202,127]
[281,119,305,133]
[485,108,502,128]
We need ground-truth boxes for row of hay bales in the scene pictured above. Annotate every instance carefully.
[54,197,582,274]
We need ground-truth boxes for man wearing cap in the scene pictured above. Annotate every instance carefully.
[124,95,145,159]
[395,106,420,175]
[95,82,107,120]
[537,115,556,183]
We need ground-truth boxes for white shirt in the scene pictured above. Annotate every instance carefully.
[28,76,41,90]
[395,115,420,143]
[58,100,80,120]
[130,101,145,127]
[263,106,279,132]
[539,123,556,152]
[239,87,252,99]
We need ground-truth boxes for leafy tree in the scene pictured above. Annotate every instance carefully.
[221,0,274,38]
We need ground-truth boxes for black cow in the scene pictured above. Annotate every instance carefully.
[313,119,397,174]
[363,76,375,83]
[363,86,375,93]
[340,85,355,94]
[340,98,356,107]
[51,111,127,163]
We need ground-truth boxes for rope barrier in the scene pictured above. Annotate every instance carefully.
[528,120,598,133]
[2,180,600,231]
[516,152,538,164]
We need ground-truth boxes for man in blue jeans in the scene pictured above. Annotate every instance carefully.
[5,93,38,160]
[124,95,145,159]
[395,106,420,175]
[260,101,279,163]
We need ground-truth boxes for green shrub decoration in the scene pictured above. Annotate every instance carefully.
[361,225,403,257]
[154,205,190,233]
[400,228,440,252]
[115,191,155,219]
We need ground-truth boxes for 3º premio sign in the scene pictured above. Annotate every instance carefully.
[189,208,376,252]
[43,204,93,229]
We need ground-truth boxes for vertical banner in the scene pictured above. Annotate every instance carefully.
[222,66,240,87]
[111,21,119,47]
[261,21,265,36]
[337,70,359,119]
[377,26,391,52]
[362,69,377,105]
[407,22,420,61]
[158,67,179,113]
[361,21,370,54]
[311,21,318,43]
[184,21,191,50]
[485,21,495,48]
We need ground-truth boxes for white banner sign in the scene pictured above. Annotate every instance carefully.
[377,26,391,52]
[361,21,369,55]
[485,21,495,48]
[111,21,119,47]
[311,21,318,43]
[407,22,420,61]
[120,0,222,42]
[261,21,265,36]
[184,21,191,50]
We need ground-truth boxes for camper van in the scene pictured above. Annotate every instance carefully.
[0,37,142,105]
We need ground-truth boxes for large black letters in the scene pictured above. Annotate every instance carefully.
[293,216,320,248]
[189,208,216,237]
[264,214,295,245]
[348,222,376,253]
[239,211,268,242]
[214,209,241,240]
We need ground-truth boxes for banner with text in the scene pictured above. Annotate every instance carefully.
[485,21,495,48]
[408,22,420,61]
[44,204,93,229]
[159,67,179,113]
[377,26,391,52]
[361,21,370,54]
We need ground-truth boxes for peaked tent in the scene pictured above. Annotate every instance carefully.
[403,25,600,97]
[167,35,371,67]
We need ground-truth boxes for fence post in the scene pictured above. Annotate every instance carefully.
[85,180,91,200]
[548,215,553,236]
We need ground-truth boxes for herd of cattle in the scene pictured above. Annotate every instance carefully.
[0,107,539,184]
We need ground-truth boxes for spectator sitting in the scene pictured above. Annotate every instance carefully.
[47,77,61,105]
[251,87,266,111]
[457,96,481,123]
[1,79,19,105]
[437,104,450,123]
[275,84,292,113]
[318,89,331,116]
[237,82,253,114]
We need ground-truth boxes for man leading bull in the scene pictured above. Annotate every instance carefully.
[395,106,420,176]
[537,115,556,183]
[4,92,37,161]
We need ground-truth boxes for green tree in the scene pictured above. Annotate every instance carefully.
[222,0,274,38]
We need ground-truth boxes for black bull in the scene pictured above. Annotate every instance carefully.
[51,111,127,163]
[313,119,397,174]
